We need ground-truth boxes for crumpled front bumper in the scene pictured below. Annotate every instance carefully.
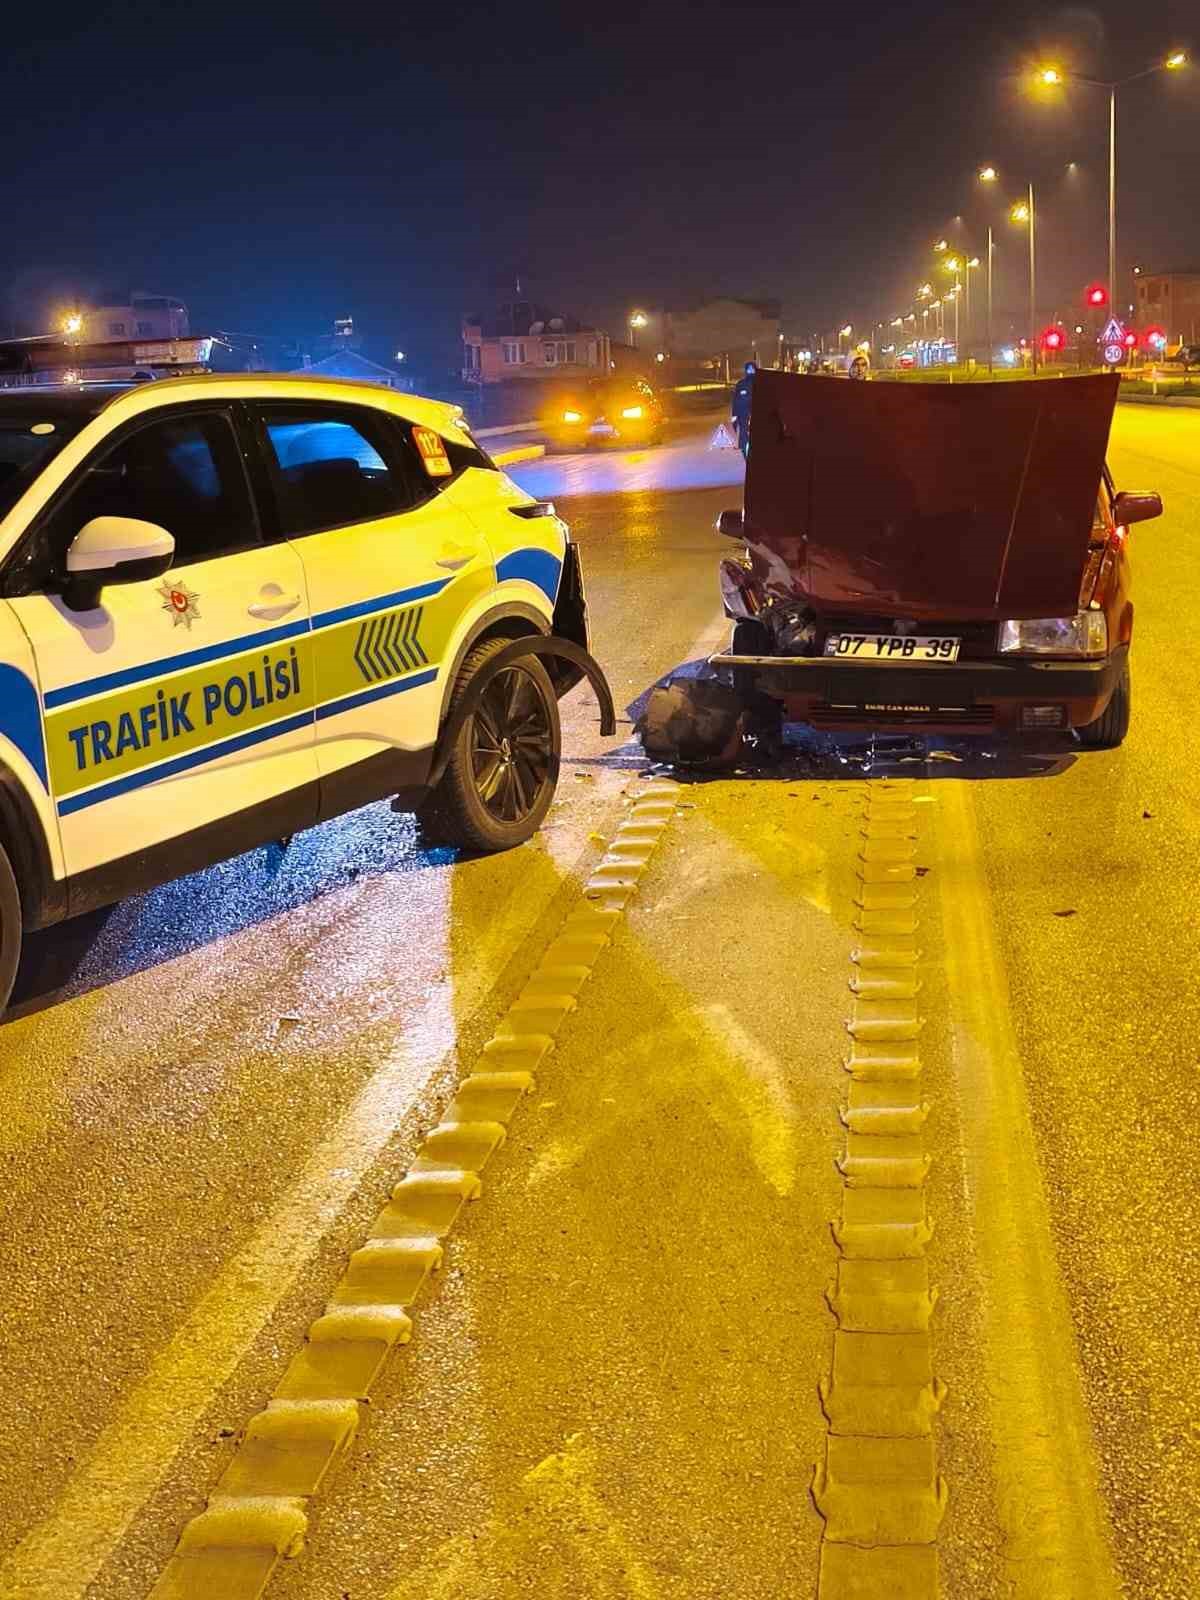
[707,645,1129,732]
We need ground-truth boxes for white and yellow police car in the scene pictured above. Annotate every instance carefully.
[0,374,613,1009]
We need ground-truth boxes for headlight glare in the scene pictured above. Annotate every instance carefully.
[621,404,644,419]
[998,612,1108,657]
[562,409,582,423]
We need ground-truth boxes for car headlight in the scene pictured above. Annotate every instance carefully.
[562,409,582,423]
[621,405,643,419]
[998,612,1108,657]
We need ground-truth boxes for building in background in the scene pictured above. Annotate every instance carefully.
[1134,271,1200,344]
[80,293,190,342]
[462,302,611,385]
[663,297,781,377]
[298,349,412,389]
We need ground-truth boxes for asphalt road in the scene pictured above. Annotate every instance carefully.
[0,403,1195,1600]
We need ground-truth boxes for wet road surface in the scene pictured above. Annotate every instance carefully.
[0,404,1196,1599]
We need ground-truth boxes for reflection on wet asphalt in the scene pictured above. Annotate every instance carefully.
[13,805,434,1013]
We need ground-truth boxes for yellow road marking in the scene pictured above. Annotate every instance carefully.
[383,1432,660,1600]
[491,444,546,465]
[813,778,945,1598]
[144,782,682,1598]
[0,1016,455,1600]
[936,780,1122,1599]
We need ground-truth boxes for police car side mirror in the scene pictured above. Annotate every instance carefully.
[62,516,176,612]
[716,508,744,540]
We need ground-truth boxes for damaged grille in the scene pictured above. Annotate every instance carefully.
[810,702,997,727]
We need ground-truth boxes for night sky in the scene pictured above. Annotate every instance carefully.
[3,0,1196,369]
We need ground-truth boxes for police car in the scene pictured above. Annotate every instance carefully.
[0,374,613,1009]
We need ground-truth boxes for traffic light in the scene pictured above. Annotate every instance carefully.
[1042,328,1065,351]
[1123,331,1138,349]
[1086,284,1108,307]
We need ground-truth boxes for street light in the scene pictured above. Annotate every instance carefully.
[63,313,83,338]
[1008,183,1038,372]
[394,349,406,362]
[1035,53,1187,311]
[629,310,648,349]
[977,165,1006,371]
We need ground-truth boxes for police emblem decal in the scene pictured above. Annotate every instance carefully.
[158,580,200,629]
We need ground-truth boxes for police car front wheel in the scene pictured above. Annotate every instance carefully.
[417,639,561,852]
[0,842,22,1014]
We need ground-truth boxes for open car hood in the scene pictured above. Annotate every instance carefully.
[744,371,1120,620]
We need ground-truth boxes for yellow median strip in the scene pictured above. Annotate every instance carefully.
[490,444,546,466]
[813,777,946,1598]
[937,781,1122,1600]
[148,780,681,1600]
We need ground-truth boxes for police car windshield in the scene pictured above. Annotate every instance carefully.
[0,408,89,519]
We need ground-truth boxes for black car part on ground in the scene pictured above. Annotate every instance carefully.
[636,675,783,768]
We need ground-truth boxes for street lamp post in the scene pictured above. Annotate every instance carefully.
[985,229,994,373]
[1037,55,1187,303]
[978,166,1001,372]
[629,310,648,350]
[1008,185,1038,373]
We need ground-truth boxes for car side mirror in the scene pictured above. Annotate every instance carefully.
[62,515,176,612]
[1111,490,1162,527]
[716,508,744,540]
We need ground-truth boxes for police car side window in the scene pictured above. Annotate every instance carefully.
[391,422,496,508]
[259,408,413,538]
[13,410,258,592]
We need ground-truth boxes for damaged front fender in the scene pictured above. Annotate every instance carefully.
[427,635,616,792]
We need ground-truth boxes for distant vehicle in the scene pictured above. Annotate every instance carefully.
[545,376,666,450]
[1167,343,1200,368]
[638,372,1162,764]
[0,374,614,1009]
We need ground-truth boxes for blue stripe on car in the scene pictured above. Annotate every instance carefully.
[43,617,311,710]
[315,669,438,721]
[56,708,316,816]
[0,664,49,789]
[43,577,453,712]
[496,548,562,603]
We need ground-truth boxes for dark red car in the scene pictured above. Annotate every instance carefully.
[705,371,1159,749]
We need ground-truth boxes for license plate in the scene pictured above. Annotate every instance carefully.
[589,422,616,436]
[824,633,961,662]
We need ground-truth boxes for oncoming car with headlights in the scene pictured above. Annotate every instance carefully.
[662,372,1158,761]
[0,374,613,1011]
[545,377,666,450]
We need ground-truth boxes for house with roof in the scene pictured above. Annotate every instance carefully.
[462,301,611,385]
[296,348,412,389]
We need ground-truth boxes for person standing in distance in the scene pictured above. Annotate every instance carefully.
[731,360,757,455]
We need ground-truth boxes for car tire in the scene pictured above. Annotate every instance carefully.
[0,840,22,1014]
[1076,660,1130,749]
[417,638,561,852]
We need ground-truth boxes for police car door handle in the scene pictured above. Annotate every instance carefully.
[247,585,302,620]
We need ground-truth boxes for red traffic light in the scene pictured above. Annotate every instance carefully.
[1123,330,1138,348]
[1086,284,1108,307]
[1042,328,1065,351]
